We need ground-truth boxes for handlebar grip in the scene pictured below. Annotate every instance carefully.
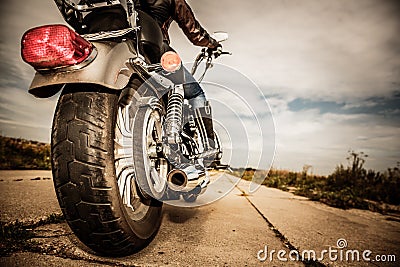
[213,51,232,58]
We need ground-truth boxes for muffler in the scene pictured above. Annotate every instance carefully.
[167,164,206,191]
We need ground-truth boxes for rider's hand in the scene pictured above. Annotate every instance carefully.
[215,44,223,53]
[207,44,223,58]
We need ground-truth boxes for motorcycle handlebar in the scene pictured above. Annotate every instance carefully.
[202,47,232,59]
[191,46,231,78]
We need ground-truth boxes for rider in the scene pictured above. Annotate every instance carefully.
[135,0,221,155]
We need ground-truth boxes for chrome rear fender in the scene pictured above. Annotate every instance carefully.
[29,40,137,98]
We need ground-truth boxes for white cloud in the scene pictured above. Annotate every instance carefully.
[0,86,58,142]
[179,0,400,103]
[342,100,380,110]
[269,96,400,174]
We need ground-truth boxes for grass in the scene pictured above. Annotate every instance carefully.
[233,151,400,213]
[0,213,65,256]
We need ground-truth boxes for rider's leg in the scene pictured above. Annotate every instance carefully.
[188,90,215,150]
[183,68,216,150]
[164,66,216,149]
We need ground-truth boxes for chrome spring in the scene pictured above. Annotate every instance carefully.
[165,92,184,138]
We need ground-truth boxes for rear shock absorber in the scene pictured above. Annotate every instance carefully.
[165,84,184,144]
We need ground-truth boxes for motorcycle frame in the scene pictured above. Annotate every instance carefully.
[29,39,140,97]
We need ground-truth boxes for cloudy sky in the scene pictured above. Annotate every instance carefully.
[0,0,399,175]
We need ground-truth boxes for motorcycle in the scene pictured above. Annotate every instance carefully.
[21,0,229,256]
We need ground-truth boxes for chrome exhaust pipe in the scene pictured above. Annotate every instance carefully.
[167,169,188,191]
[167,164,206,191]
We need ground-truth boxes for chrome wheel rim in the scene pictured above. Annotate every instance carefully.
[114,101,150,219]
[141,105,168,198]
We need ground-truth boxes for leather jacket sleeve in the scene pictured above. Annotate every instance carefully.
[172,0,219,48]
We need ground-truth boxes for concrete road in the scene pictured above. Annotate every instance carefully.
[0,170,398,266]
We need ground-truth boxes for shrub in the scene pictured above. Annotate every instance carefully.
[232,150,400,212]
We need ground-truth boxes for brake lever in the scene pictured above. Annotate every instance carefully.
[213,51,232,58]
[220,51,232,56]
[208,47,232,59]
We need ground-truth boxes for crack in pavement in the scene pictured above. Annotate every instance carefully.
[233,182,327,267]
[3,227,140,267]
[0,214,141,266]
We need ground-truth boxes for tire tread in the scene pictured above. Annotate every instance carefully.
[51,87,153,256]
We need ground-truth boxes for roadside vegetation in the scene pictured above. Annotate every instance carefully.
[0,135,51,170]
[233,151,400,214]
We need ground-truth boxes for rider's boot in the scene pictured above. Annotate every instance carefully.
[194,101,221,168]
[194,101,215,149]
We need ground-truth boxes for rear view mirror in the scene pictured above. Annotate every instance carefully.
[212,31,229,43]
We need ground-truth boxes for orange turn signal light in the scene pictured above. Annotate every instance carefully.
[161,51,181,72]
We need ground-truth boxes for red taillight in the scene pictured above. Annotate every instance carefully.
[161,51,182,72]
[21,24,93,69]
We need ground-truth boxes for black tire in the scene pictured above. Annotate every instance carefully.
[51,83,162,256]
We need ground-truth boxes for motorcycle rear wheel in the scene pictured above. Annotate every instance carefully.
[51,83,162,256]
